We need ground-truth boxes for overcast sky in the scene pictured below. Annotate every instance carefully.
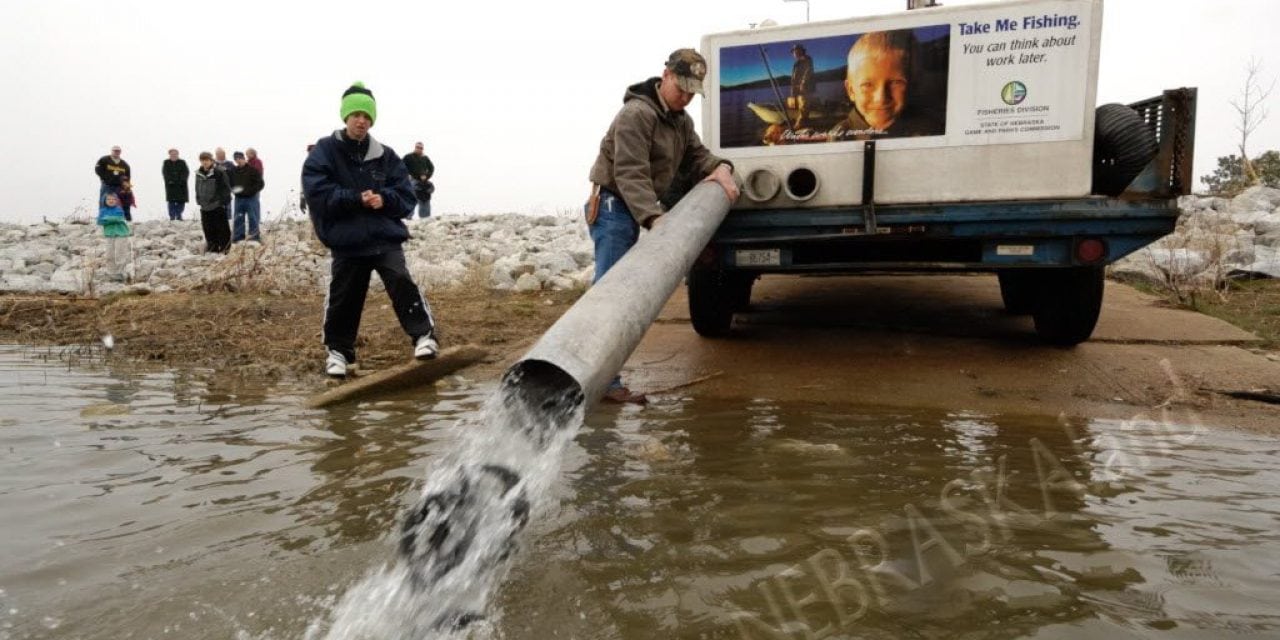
[1,0,1275,224]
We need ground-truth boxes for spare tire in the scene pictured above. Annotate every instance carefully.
[1092,103,1157,197]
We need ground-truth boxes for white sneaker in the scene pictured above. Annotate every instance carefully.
[325,350,349,377]
[414,333,439,360]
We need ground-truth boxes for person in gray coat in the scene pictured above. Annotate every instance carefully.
[193,151,232,252]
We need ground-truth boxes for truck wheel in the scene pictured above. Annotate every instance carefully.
[730,273,756,311]
[1031,266,1105,346]
[1092,103,1157,197]
[688,268,735,337]
[996,270,1036,315]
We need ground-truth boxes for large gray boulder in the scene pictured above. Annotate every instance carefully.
[514,273,541,292]
[489,264,516,290]
[1239,245,1280,278]
[1228,185,1280,215]
[48,269,83,293]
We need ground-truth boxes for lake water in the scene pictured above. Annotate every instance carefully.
[1,345,1278,639]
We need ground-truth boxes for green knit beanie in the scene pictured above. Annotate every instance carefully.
[340,82,377,125]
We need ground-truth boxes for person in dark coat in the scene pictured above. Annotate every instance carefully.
[303,82,438,377]
[194,151,232,252]
[95,145,131,197]
[230,151,265,242]
[215,148,236,220]
[162,149,190,221]
[403,141,435,218]
[215,147,235,174]
[117,179,137,222]
[299,144,315,216]
[246,147,264,177]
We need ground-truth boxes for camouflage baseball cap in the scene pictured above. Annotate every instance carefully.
[665,48,708,95]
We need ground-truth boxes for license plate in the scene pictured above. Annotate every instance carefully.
[735,249,781,267]
[996,244,1035,256]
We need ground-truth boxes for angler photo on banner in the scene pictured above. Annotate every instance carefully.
[718,24,951,147]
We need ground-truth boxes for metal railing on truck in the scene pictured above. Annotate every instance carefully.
[1126,88,1197,199]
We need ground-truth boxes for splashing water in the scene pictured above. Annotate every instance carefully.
[311,361,584,639]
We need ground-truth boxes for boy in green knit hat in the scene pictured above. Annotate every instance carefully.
[303,82,437,377]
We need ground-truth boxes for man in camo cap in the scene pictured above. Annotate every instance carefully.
[586,47,739,403]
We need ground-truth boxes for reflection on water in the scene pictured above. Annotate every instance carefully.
[0,346,1278,639]
[496,404,1280,639]
[0,346,474,639]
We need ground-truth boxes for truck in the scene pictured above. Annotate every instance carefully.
[691,0,1196,345]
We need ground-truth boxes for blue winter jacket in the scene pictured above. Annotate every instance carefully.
[302,130,417,257]
[97,201,130,237]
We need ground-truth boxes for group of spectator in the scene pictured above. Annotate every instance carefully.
[95,141,435,255]
[95,146,267,253]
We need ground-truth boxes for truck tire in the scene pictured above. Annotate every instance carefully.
[996,270,1036,315]
[1031,266,1105,346]
[730,273,756,311]
[688,268,735,337]
[1092,103,1157,197]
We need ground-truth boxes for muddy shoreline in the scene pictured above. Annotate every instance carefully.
[0,288,580,384]
[3,274,1277,436]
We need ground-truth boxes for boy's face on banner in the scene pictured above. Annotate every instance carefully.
[846,49,909,130]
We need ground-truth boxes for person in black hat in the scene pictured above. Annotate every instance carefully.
[789,44,815,129]
[303,82,438,378]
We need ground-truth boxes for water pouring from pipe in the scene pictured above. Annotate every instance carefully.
[316,183,731,637]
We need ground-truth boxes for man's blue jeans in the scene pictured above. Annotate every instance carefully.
[233,194,260,242]
[167,201,185,221]
[587,189,640,390]
[588,190,639,284]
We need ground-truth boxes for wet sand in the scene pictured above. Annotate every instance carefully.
[615,274,1280,433]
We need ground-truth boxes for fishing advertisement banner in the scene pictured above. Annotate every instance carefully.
[716,0,1092,150]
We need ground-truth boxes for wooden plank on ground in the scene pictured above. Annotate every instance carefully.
[304,345,489,409]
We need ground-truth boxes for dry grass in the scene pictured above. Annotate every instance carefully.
[1137,233,1241,307]
[180,231,330,295]
[0,284,582,381]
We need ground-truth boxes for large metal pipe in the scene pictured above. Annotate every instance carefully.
[506,182,733,407]
[397,184,732,625]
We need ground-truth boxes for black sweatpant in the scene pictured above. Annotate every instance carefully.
[200,206,231,252]
[323,248,434,363]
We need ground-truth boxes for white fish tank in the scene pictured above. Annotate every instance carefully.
[701,0,1103,208]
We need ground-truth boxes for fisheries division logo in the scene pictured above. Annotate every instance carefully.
[1002,81,1028,105]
